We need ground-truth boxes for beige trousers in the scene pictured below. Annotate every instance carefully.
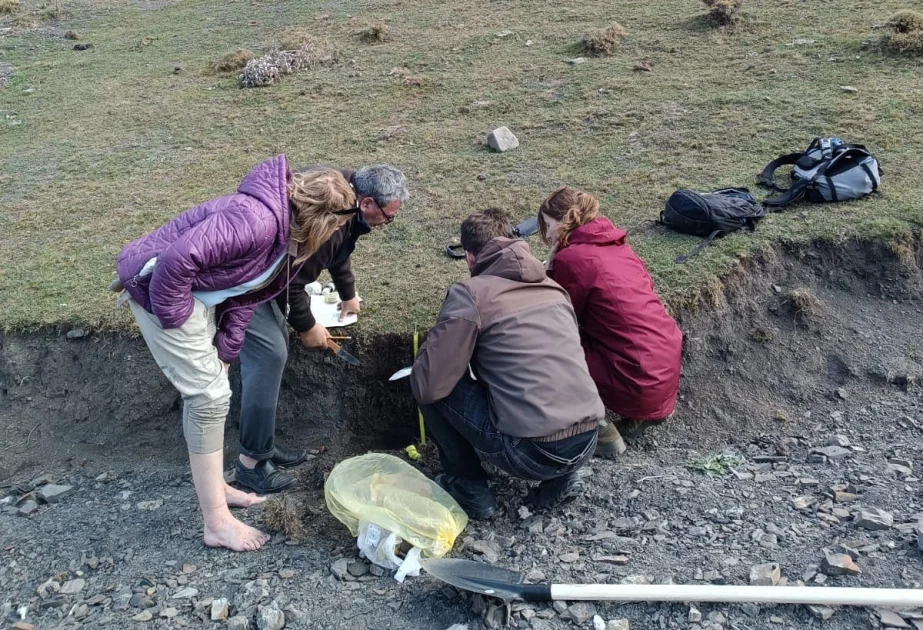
[129,298,231,454]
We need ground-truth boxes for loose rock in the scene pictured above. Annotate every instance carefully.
[749,563,781,586]
[568,57,587,65]
[811,446,851,460]
[821,552,861,576]
[806,604,835,620]
[487,127,519,153]
[172,587,198,599]
[855,508,894,530]
[211,598,230,621]
[606,621,629,630]
[38,484,74,503]
[878,610,911,628]
[330,558,351,581]
[257,604,286,630]
[132,610,154,622]
[561,602,596,625]
[60,578,85,594]
[228,616,251,630]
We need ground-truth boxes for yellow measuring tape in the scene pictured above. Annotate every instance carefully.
[413,330,426,445]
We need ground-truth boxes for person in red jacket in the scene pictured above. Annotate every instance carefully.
[538,186,683,458]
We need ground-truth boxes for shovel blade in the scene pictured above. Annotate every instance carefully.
[420,558,528,601]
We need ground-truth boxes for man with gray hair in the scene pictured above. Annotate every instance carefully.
[233,164,409,494]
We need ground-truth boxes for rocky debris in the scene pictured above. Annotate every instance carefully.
[855,508,894,530]
[330,558,351,581]
[60,578,85,594]
[18,500,39,516]
[821,551,861,576]
[841,86,859,93]
[749,563,781,586]
[133,610,154,622]
[561,602,596,625]
[606,621,629,630]
[278,568,295,579]
[688,606,702,622]
[878,610,911,628]
[567,57,587,65]
[137,499,163,511]
[161,607,179,618]
[806,605,835,620]
[211,598,230,621]
[236,579,270,608]
[228,616,251,630]
[487,127,519,153]
[38,484,73,503]
[257,603,286,630]
[593,615,606,630]
[172,586,198,599]
[811,446,851,460]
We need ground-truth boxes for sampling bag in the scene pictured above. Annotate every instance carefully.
[324,453,468,561]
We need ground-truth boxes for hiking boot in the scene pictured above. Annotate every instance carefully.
[269,445,307,468]
[528,472,582,510]
[435,474,497,520]
[615,416,670,441]
[235,459,294,494]
[594,421,627,459]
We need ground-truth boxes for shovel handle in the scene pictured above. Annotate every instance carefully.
[550,584,923,608]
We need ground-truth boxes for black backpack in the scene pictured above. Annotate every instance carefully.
[757,137,882,209]
[659,188,767,264]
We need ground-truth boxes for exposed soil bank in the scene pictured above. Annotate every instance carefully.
[1,236,921,483]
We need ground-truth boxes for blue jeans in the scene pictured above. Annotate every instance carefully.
[420,376,597,483]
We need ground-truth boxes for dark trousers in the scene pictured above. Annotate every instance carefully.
[237,301,288,460]
[419,376,597,483]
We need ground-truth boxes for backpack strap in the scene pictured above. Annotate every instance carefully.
[675,230,723,264]
[756,153,802,192]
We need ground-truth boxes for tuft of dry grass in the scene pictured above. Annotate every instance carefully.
[0,0,20,15]
[880,10,923,55]
[359,21,389,44]
[702,0,743,25]
[240,37,334,87]
[212,48,254,73]
[262,496,307,541]
[787,288,823,321]
[579,23,626,56]
[279,28,318,52]
[749,326,776,343]
[889,237,918,271]
[388,66,427,87]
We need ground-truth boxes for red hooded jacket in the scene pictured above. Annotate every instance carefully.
[547,217,682,420]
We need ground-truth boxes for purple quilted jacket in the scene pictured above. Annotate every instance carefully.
[117,155,302,362]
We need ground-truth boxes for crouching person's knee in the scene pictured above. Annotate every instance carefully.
[183,379,232,454]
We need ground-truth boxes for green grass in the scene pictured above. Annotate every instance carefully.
[686,452,740,476]
[1,0,922,335]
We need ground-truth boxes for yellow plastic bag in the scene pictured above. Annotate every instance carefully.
[325,453,468,558]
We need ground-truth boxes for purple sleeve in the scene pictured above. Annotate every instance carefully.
[215,304,258,363]
[148,201,275,329]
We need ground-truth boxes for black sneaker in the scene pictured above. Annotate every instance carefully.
[528,472,582,510]
[435,474,497,520]
[235,459,294,494]
[269,445,307,468]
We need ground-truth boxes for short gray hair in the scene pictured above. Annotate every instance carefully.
[353,164,409,208]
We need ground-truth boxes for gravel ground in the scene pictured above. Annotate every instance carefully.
[3,385,922,630]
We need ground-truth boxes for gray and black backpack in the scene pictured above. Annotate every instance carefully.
[758,137,882,209]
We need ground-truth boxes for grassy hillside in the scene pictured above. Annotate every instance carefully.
[1,0,921,333]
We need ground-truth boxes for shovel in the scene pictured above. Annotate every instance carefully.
[420,558,923,608]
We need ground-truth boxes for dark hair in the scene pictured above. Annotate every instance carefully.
[538,186,600,248]
[460,208,513,255]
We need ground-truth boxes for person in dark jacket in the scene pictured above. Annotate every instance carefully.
[233,165,409,494]
[410,209,603,519]
[114,158,356,551]
[538,186,683,458]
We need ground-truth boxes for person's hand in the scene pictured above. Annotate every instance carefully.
[338,297,361,322]
[300,323,329,350]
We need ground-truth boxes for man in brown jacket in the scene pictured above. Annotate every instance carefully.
[411,209,604,519]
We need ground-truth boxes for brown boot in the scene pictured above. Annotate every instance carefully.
[615,415,671,441]
[594,421,627,459]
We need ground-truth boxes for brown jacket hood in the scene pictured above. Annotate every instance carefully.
[471,237,546,283]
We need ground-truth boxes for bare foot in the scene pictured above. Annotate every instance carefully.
[203,514,270,552]
[225,483,265,508]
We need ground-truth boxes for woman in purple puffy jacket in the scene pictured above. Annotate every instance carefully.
[114,156,355,551]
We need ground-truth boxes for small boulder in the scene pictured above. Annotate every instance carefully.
[228,617,251,630]
[561,602,596,625]
[211,598,229,621]
[821,552,861,576]
[487,127,519,153]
